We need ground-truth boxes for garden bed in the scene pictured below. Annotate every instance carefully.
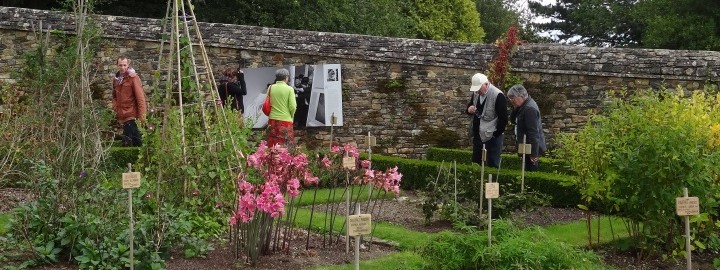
[2,188,717,270]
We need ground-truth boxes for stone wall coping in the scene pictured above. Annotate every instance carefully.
[1,6,719,81]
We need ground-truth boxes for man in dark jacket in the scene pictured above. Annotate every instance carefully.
[507,84,547,171]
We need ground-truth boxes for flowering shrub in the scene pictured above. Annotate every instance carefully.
[231,142,402,264]
[232,141,319,224]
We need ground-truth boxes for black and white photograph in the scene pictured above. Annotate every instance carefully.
[240,64,343,128]
[327,68,338,82]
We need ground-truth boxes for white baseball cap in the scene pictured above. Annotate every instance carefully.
[469,73,488,92]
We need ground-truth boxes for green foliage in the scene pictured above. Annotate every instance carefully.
[530,0,720,50]
[425,147,574,175]
[368,154,580,208]
[420,220,611,269]
[558,86,720,256]
[492,191,551,218]
[409,0,485,42]
[107,147,139,170]
[634,0,720,50]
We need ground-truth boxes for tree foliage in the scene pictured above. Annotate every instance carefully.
[529,0,720,50]
[410,0,485,42]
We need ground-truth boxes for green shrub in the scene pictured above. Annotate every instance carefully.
[558,88,720,255]
[426,147,574,175]
[420,220,612,270]
[368,154,580,207]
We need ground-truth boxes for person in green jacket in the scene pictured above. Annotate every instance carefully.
[266,68,297,147]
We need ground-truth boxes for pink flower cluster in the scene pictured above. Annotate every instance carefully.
[324,144,403,196]
[231,141,320,225]
[354,165,402,196]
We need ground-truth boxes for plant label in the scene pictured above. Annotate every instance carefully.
[331,115,337,125]
[365,135,377,147]
[122,172,141,189]
[485,182,499,199]
[348,214,372,236]
[343,157,356,170]
[517,144,532,155]
[676,197,700,216]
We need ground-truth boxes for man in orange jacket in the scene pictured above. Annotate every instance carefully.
[112,56,146,146]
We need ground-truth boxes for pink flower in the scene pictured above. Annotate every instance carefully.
[330,145,340,153]
[303,171,319,185]
[293,153,309,169]
[361,160,371,169]
[287,178,300,197]
[343,144,359,158]
[247,153,263,169]
[191,189,200,196]
[321,156,332,168]
[229,216,237,225]
[239,180,255,194]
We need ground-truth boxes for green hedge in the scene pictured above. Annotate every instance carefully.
[107,147,139,170]
[426,147,574,175]
[367,154,580,208]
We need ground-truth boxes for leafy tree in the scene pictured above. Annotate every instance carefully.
[529,0,642,47]
[409,0,485,42]
[284,0,416,38]
[634,0,720,50]
[529,0,720,50]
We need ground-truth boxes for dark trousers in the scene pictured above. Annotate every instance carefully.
[472,134,503,168]
[122,120,142,147]
[524,156,539,171]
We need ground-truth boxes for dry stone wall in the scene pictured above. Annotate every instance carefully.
[1,6,719,158]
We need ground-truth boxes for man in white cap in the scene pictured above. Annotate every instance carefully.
[466,73,508,168]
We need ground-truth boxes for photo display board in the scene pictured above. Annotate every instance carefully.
[241,64,343,129]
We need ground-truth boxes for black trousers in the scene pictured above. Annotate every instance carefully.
[472,134,503,168]
[122,120,142,147]
[524,156,540,171]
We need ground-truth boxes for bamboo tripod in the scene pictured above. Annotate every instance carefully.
[153,0,243,193]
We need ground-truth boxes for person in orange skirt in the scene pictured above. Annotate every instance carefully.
[266,68,297,147]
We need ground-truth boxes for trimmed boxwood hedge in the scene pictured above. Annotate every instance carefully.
[367,154,580,208]
[425,147,574,175]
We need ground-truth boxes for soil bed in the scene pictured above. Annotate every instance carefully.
[1,188,716,269]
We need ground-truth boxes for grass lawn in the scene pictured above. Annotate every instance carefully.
[544,216,630,247]
[292,187,395,207]
[291,207,431,250]
[311,251,425,270]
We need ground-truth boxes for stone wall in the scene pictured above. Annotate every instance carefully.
[1,6,719,158]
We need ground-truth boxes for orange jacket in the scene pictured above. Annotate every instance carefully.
[112,75,146,124]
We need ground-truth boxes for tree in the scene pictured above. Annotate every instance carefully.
[529,0,720,50]
[409,0,485,42]
[635,0,720,50]
[529,0,642,47]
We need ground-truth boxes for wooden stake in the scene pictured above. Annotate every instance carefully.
[521,135,527,193]
[354,203,360,270]
[127,163,134,270]
[683,187,692,270]
[479,145,486,229]
[487,174,493,246]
